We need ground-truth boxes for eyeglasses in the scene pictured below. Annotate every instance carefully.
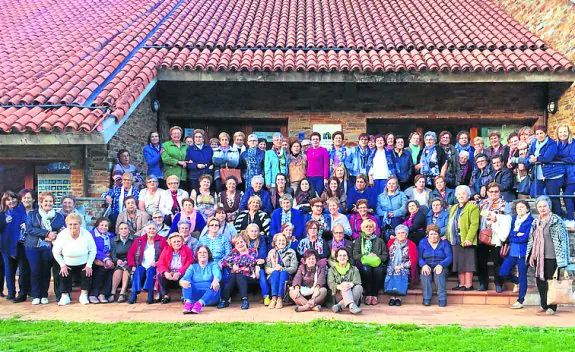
[209,224,220,227]
[312,204,322,208]
[488,190,500,193]
[168,182,179,185]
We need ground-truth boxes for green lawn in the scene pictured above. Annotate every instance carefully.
[1,318,574,351]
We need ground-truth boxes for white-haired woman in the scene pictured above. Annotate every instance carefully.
[415,131,448,188]
[158,175,190,222]
[239,133,265,191]
[239,175,273,214]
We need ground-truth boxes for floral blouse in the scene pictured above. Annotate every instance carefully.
[221,248,258,278]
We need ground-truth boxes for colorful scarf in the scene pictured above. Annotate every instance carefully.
[529,215,552,280]
[420,145,439,180]
[361,232,375,256]
[390,240,407,269]
[357,146,369,172]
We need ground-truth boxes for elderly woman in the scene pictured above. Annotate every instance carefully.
[199,208,237,241]
[288,141,307,191]
[377,177,407,240]
[426,198,449,237]
[270,194,305,241]
[239,175,272,214]
[350,199,380,240]
[138,176,164,217]
[415,131,448,188]
[392,136,414,191]
[234,195,271,242]
[527,196,570,315]
[126,222,167,304]
[346,174,377,213]
[239,134,265,190]
[368,134,396,194]
[212,132,241,193]
[161,126,188,184]
[1,191,29,303]
[429,176,455,207]
[485,131,510,162]
[180,245,222,314]
[217,235,260,310]
[25,192,66,305]
[352,219,388,305]
[328,248,363,314]
[437,131,460,188]
[218,176,243,223]
[455,131,475,166]
[281,223,299,251]
[297,220,330,263]
[52,213,96,306]
[446,185,479,291]
[477,182,511,292]
[264,132,289,189]
[269,173,294,210]
[59,195,87,229]
[264,233,298,309]
[418,224,453,307]
[385,224,416,306]
[304,198,331,238]
[327,198,352,239]
[321,177,347,211]
[116,196,149,236]
[113,149,142,190]
[289,249,328,312]
[175,219,198,250]
[329,131,347,174]
[499,200,534,309]
[328,224,353,267]
[185,129,213,193]
[157,233,194,304]
[169,198,206,235]
[293,178,315,212]
[151,211,170,238]
[190,175,216,221]
[456,150,473,186]
[110,222,135,302]
[470,153,493,201]
[89,217,115,304]
[158,175,190,222]
[305,132,330,194]
[345,133,371,186]
[196,217,232,267]
[103,172,140,225]
[402,200,427,245]
[556,124,575,224]
[143,131,165,188]
[405,175,432,213]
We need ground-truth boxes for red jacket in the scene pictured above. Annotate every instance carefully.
[127,235,167,267]
[156,245,194,276]
[387,238,419,285]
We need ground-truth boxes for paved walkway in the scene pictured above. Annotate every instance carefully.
[1,298,574,328]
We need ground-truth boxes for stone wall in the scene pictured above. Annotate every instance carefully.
[495,0,575,136]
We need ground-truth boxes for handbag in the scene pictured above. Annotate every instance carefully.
[500,243,510,258]
[384,274,408,296]
[547,268,574,305]
[478,228,494,246]
[220,167,242,184]
[361,255,382,267]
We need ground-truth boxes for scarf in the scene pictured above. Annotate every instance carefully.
[170,190,180,214]
[357,146,369,172]
[479,197,507,229]
[183,209,197,233]
[534,137,548,158]
[331,238,345,251]
[513,214,529,231]
[529,215,553,280]
[391,240,407,269]
[420,145,439,179]
[275,247,289,264]
[302,237,325,255]
[403,212,415,228]
[361,232,375,256]
[38,208,56,231]
[118,186,133,212]
[295,191,311,205]
[94,229,111,253]
[449,205,464,246]
[409,144,421,164]
[335,262,350,276]
[290,152,305,165]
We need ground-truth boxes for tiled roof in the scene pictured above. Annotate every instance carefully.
[0,0,573,134]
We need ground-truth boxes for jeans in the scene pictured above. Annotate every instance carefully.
[258,265,269,297]
[476,244,503,287]
[359,265,384,296]
[499,255,527,303]
[268,270,290,297]
[221,273,258,300]
[60,264,91,294]
[535,258,558,311]
[131,266,156,295]
[531,178,564,217]
[2,243,30,297]
[562,182,575,220]
[25,247,53,299]
[308,176,325,195]
[421,267,447,302]
[183,286,220,306]
[373,179,388,195]
[90,266,113,296]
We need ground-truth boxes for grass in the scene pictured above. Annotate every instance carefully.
[1,318,574,351]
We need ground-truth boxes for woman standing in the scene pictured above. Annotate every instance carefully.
[185,129,213,193]
[385,133,395,151]
[306,132,330,194]
[110,222,135,302]
[392,136,414,191]
[289,249,328,312]
[269,173,294,210]
[143,131,165,188]
[265,133,289,189]
[138,176,164,216]
[25,192,66,305]
[485,131,510,162]
[218,176,243,223]
[385,224,415,306]
[190,175,216,221]
[527,196,570,315]
[455,131,475,166]
[161,126,188,184]
[368,134,396,194]
[329,132,347,175]
[470,153,493,201]
[180,245,222,314]
[157,233,194,304]
[331,165,349,197]
[446,185,479,291]
[555,124,575,224]
[113,149,142,190]
[89,218,115,303]
[52,213,96,305]
[265,233,298,309]
[344,133,371,186]
[293,178,315,212]
[438,131,460,188]
[327,248,363,314]
[212,132,241,193]
[239,134,265,191]
[457,151,473,187]
[1,191,29,302]
[407,132,422,166]
[19,189,36,213]
[288,141,307,191]
[415,132,448,188]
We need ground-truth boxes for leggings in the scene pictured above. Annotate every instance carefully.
[221,273,259,300]
[359,265,384,296]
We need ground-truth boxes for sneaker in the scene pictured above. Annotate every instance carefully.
[31,298,41,305]
[438,300,447,307]
[394,299,402,306]
[217,300,229,309]
[423,299,431,306]
[331,303,342,313]
[512,284,519,293]
[263,296,271,306]
[89,296,100,304]
[117,294,126,303]
[275,299,283,309]
[451,286,464,291]
[510,301,524,309]
[388,298,395,306]
[372,296,378,305]
[98,295,109,303]
[241,298,249,310]
[546,308,556,315]
[182,301,193,314]
[40,297,49,305]
[79,294,90,305]
[349,303,362,314]
[268,297,277,309]
[58,295,71,306]
[191,302,202,314]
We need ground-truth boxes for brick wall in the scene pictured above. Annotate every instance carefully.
[495,0,575,136]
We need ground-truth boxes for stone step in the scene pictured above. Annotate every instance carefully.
[379,288,525,306]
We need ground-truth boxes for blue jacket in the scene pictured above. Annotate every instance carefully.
[556,140,575,184]
[508,214,534,258]
[264,149,288,187]
[248,236,268,260]
[376,191,407,224]
[239,148,265,188]
[91,229,115,262]
[143,144,163,179]
[186,144,214,180]
[491,167,515,201]
[429,188,456,207]
[418,238,453,268]
[346,186,378,212]
[525,137,564,179]
[24,210,66,249]
[344,145,371,177]
[169,212,206,235]
[391,149,413,184]
[239,188,273,214]
[270,208,305,240]
[181,262,222,293]
[1,204,27,256]
[426,209,449,237]
[368,148,396,178]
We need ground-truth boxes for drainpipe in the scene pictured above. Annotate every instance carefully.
[83,145,89,197]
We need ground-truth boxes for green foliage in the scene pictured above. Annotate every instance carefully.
[0,318,574,351]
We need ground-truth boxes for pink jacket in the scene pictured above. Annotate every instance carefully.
[306,147,329,179]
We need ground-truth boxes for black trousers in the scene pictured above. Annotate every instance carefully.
[476,244,503,287]
[52,261,61,300]
[3,243,31,297]
[157,275,181,296]
[536,258,558,311]
[90,266,113,296]
[60,264,91,294]
[221,273,258,300]
[360,265,384,296]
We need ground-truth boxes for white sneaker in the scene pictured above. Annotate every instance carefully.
[40,297,49,305]
[31,298,41,305]
[58,295,71,306]
[510,301,523,309]
[79,294,90,305]
[512,284,519,293]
